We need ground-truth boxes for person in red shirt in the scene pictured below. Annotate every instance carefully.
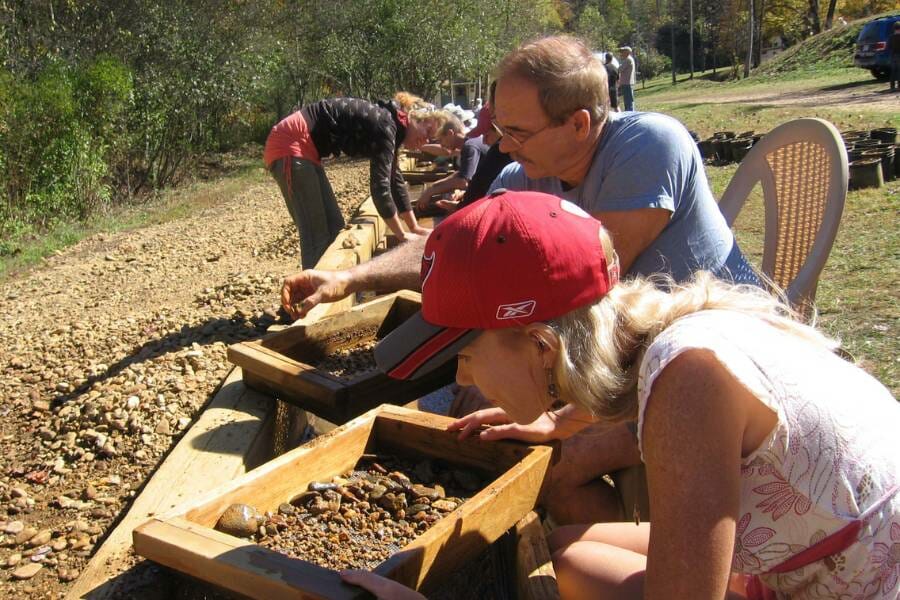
[264,93,445,268]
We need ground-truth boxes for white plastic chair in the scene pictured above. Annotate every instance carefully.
[719,118,848,315]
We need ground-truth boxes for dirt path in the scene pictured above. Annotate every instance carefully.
[0,157,369,598]
[660,77,899,110]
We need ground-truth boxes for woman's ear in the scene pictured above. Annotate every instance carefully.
[525,324,560,368]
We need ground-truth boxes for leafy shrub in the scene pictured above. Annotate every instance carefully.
[637,47,671,79]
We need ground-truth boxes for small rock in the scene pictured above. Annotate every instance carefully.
[12,562,42,580]
[215,504,260,538]
[27,530,53,548]
[58,568,79,582]
[6,553,22,567]
[4,521,25,535]
[155,420,171,435]
[82,485,98,501]
[431,499,458,512]
[15,527,38,545]
[277,503,295,516]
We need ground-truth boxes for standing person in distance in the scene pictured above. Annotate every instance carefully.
[618,47,636,111]
[604,52,619,112]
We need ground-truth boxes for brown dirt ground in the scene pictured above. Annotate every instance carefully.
[0,156,369,598]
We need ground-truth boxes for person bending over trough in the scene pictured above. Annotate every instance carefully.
[264,92,446,268]
[341,190,899,600]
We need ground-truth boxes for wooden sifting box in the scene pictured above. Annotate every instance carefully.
[133,404,553,600]
[227,291,455,424]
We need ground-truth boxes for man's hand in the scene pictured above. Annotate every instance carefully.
[435,198,461,213]
[416,191,433,212]
[281,269,352,320]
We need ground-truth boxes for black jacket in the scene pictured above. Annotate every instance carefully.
[302,98,411,218]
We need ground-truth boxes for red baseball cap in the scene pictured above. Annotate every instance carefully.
[375,190,619,380]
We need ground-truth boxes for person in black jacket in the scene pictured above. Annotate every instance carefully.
[604,53,619,112]
[264,93,446,268]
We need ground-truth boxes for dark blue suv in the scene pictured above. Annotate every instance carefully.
[854,15,900,79]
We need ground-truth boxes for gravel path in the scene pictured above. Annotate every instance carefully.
[0,157,370,598]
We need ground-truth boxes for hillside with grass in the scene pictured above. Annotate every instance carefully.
[755,10,900,78]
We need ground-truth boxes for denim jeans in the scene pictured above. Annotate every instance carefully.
[891,56,900,90]
[620,84,635,111]
[270,157,346,269]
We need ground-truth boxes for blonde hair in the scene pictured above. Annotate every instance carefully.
[409,108,452,134]
[496,35,609,125]
[393,91,429,111]
[438,113,465,136]
[549,236,838,422]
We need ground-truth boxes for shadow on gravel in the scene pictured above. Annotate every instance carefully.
[50,312,290,411]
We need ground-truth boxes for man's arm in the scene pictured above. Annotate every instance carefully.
[282,233,426,318]
[416,173,468,210]
[591,208,670,274]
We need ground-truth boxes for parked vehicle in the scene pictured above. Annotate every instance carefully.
[854,14,900,79]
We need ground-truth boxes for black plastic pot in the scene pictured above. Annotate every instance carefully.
[849,159,884,190]
[860,147,896,182]
[871,128,898,145]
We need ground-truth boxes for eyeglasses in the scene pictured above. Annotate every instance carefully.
[492,120,560,149]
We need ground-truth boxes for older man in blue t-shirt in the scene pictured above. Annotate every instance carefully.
[490,110,759,285]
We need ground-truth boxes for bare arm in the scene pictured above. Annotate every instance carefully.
[282,233,426,318]
[590,207,670,275]
[642,349,747,598]
[416,174,468,210]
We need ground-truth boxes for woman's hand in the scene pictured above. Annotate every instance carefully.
[448,407,563,443]
[340,570,426,600]
[281,269,352,319]
[448,403,598,443]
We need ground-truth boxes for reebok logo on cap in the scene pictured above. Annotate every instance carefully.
[496,300,536,320]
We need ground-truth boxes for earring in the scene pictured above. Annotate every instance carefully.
[546,368,560,402]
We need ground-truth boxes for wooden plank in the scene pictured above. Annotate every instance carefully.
[179,410,377,526]
[65,367,274,599]
[514,512,560,600]
[229,293,454,425]
[133,518,366,600]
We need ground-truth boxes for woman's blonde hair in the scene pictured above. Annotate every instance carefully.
[550,231,839,422]
[393,91,429,111]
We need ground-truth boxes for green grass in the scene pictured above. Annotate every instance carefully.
[703,165,899,397]
[0,147,266,282]
[633,19,899,394]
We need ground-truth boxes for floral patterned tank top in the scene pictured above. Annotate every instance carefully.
[636,310,899,598]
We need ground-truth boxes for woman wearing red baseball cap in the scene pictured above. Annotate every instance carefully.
[342,190,899,599]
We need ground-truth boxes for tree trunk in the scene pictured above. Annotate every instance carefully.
[670,0,676,84]
[824,0,837,30]
[689,0,694,79]
[807,0,821,35]
[745,0,754,78]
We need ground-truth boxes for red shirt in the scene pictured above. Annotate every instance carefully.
[263,111,321,168]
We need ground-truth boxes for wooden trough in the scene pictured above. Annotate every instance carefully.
[66,197,560,599]
[227,290,456,424]
[133,405,554,600]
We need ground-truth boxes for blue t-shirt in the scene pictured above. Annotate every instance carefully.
[489,111,759,285]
